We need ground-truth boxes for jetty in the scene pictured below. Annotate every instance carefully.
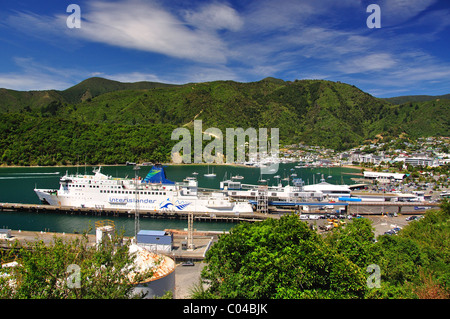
[0,202,272,222]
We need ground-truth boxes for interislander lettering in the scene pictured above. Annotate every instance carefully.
[109,198,156,204]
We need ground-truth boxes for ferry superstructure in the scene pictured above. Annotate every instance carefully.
[34,165,253,213]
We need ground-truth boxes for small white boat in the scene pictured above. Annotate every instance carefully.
[231,175,244,180]
[204,165,216,177]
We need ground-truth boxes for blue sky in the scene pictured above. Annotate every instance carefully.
[0,0,449,97]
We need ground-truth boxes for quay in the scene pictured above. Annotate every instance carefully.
[346,201,440,215]
[0,201,440,219]
[0,202,271,222]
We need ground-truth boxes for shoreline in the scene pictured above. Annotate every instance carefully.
[339,164,373,172]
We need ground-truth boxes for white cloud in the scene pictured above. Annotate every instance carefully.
[378,0,437,26]
[63,0,240,64]
[1,0,449,97]
[0,57,82,91]
[183,2,243,32]
[337,53,397,74]
[4,0,242,64]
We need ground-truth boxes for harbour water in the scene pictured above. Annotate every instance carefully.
[0,164,360,236]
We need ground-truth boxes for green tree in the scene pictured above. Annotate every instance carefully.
[199,215,367,299]
[0,232,152,299]
[325,218,375,269]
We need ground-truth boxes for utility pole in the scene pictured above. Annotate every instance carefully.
[187,212,194,250]
[134,165,140,239]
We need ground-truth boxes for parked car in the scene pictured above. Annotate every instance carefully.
[387,212,398,217]
[182,261,195,266]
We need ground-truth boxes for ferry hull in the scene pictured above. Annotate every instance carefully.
[34,189,254,213]
[34,165,254,214]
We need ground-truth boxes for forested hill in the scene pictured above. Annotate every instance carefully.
[0,77,449,166]
[382,93,450,105]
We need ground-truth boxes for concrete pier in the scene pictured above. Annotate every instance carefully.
[0,202,271,222]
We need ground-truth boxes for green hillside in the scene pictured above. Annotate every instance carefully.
[375,99,450,139]
[60,77,179,103]
[383,94,450,105]
[0,77,449,166]
[0,88,65,113]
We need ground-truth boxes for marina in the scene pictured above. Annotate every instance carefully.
[0,164,442,237]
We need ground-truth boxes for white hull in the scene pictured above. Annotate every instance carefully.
[34,166,253,214]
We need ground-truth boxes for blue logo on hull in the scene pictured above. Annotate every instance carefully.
[159,198,191,211]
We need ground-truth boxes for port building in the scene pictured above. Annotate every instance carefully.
[363,171,406,183]
[136,230,173,253]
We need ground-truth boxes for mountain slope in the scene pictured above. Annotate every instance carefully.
[0,88,65,113]
[59,77,179,103]
[55,78,391,150]
[0,77,448,165]
[382,94,450,105]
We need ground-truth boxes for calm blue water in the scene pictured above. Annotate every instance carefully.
[0,164,360,236]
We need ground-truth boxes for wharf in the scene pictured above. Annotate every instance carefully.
[0,202,271,222]
[346,201,440,215]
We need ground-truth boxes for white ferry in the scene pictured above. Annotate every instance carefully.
[34,165,253,213]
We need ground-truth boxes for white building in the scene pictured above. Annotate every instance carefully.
[303,182,351,199]
[392,156,436,167]
[363,171,406,183]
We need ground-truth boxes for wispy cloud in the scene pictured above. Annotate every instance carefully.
[377,0,438,27]
[0,57,81,91]
[1,0,449,96]
[66,0,242,64]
